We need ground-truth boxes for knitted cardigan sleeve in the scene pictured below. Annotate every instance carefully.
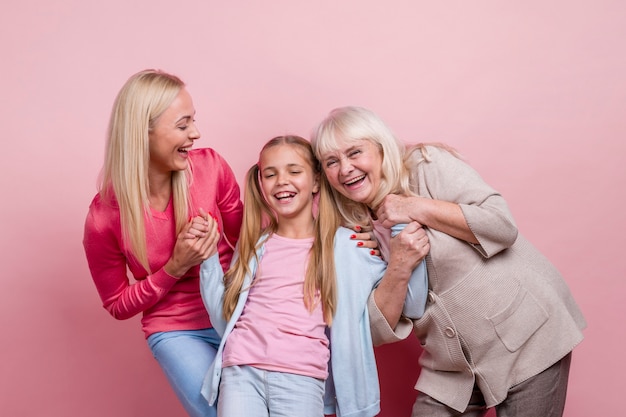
[416,146,518,258]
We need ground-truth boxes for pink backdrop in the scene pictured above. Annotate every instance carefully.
[1,1,624,416]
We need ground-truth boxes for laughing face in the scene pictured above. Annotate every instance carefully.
[258,144,320,223]
[148,87,200,175]
[319,138,383,206]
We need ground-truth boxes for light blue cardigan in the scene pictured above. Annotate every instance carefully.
[199,226,427,417]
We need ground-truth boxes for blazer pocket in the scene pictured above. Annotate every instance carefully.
[488,286,548,352]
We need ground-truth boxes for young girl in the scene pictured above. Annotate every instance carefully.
[199,135,430,417]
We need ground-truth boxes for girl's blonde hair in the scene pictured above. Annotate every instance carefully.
[311,106,459,230]
[99,69,191,272]
[222,135,340,325]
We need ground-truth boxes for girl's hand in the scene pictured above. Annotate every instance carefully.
[350,225,380,257]
[183,208,215,239]
[376,194,420,229]
[164,213,220,278]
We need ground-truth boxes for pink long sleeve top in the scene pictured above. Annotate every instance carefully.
[83,148,243,338]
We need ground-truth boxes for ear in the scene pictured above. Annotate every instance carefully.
[312,172,320,194]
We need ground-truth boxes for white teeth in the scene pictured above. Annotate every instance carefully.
[179,147,191,152]
[345,175,365,185]
[275,192,296,199]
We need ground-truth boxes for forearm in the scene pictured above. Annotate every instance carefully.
[415,198,479,244]
[373,263,412,329]
[97,267,179,320]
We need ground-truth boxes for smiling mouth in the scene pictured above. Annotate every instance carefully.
[344,174,365,186]
[275,191,296,200]
[178,146,191,154]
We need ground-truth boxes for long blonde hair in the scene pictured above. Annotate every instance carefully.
[99,69,191,272]
[222,135,340,325]
[311,106,459,230]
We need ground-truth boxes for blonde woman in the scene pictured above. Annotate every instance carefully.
[83,69,243,417]
[311,106,586,417]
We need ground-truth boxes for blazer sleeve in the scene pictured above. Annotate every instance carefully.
[368,290,414,346]
[418,146,518,258]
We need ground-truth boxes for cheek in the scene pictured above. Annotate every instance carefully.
[323,167,338,183]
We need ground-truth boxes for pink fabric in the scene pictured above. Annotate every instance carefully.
[222,234,329,379]
[372,220,392,261]
[83,148,243,337]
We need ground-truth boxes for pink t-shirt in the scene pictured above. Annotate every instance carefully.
[372,219,392,261]
[222,234,329,380]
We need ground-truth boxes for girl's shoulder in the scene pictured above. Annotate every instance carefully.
[334,227,386,267]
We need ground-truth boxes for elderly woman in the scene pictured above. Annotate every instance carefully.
[311,105,586,417]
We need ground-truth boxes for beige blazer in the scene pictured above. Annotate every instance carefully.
[368,146,586,412]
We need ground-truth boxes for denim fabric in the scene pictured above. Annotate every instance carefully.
[217,365,325,417]
[147,328,221,417]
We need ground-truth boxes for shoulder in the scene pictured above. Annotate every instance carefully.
[333,227,385,267]
[408,144,461,164]
[188,148,239,191]
[84,193,120,236]
[189,147,228,164]
[86,193,119,221]
[189,148,237,178]
[406,144,468,181]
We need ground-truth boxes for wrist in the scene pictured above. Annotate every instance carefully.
[163,260,184,279]
[385,262,413,283]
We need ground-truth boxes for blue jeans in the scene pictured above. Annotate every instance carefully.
[218,365,325,417]
[147,328,221,417]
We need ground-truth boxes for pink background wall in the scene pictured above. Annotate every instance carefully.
[1,1,624,415]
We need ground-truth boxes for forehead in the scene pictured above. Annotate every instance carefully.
[259,144,312,169]
[318,135,370,157]
[158,88,194,121]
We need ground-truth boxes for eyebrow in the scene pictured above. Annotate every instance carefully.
[175,115,192,124]
[323,145,361,159]
[262,163,305,172]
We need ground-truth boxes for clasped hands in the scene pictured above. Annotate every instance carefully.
[164,208,220,278]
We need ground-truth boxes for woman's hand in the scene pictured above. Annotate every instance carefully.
[374,221,430,328]
[387,221,430,273]
[183,208,216,239]
[350,225,380,257]
[376,194,418,229]
[379,194,479,244]
[164,209,220,278]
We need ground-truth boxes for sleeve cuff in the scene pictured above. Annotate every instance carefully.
[368,290,414,346]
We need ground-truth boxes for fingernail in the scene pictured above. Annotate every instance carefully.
[355,225,362,231]
[357,241,364,247]
[350,234,356,239]
[370,250,376,255]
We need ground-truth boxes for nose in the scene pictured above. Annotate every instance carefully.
[189,122,201,141]
[276,171,289,185]
[338,157,353,175]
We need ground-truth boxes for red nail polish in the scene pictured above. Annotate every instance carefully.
[355,225,362,231]
[357,241,364,247]
[370,250,376,255]
[350,234,356,239]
